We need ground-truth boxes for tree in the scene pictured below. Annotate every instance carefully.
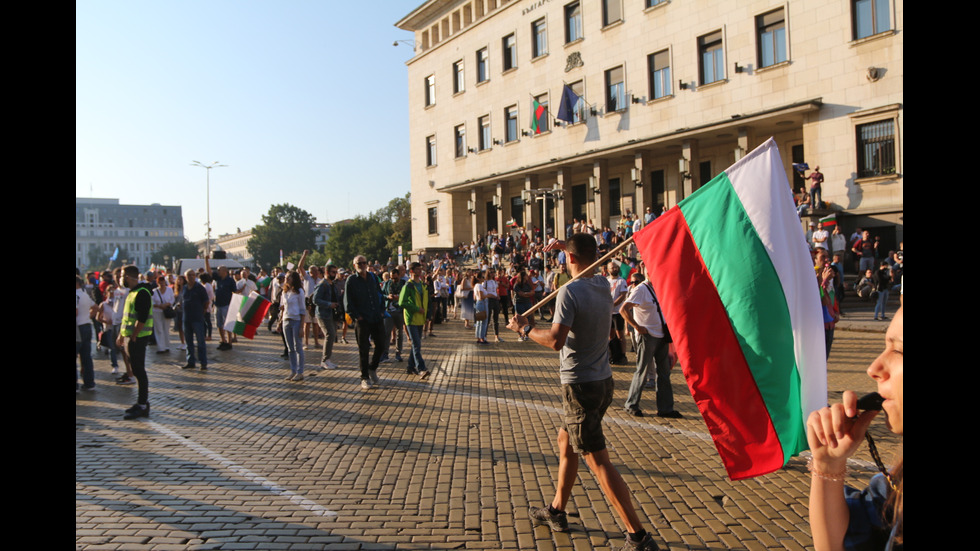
[151,239,201,267]
[248,204,317,270]
[85,244,131,272]
[323,193,413,269]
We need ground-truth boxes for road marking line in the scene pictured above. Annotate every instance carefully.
[147,421,337,517]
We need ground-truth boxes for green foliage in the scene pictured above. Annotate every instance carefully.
[248,204,317,270]
[323,193,412,269]
[85,244,131,272]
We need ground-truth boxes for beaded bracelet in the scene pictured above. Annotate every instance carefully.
[807,456,847,482]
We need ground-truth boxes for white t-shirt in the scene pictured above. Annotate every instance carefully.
[76,288,95,326]
[607,276,627,312]
[623,283,665,338]
[812,229,829,250]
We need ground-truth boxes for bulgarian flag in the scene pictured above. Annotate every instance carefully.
[531,99,547,134]
[633,138,826,480]
[610,258,635,280]
[819,213,836,228]
[223,291,272,339]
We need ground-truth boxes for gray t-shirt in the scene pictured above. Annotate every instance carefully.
[552,274,613,384]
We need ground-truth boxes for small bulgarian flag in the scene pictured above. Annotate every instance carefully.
[531,99,547,134]
[819,213,836,228]
[633,138,826,480]
[223,291,272,339]
[610,258,635,280]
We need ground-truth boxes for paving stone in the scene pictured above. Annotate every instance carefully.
[77,322,896,549]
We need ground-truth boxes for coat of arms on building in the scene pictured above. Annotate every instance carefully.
[565,52,583,72]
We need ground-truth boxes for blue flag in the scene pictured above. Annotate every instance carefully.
[110,247,119,261]
[556,84,582,123]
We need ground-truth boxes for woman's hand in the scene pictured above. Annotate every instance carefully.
[806,390,878,472]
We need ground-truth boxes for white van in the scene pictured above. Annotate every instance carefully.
[175,258,245,274]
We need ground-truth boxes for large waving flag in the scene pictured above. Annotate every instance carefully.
[633,138,826,480]
[223,291,272,339]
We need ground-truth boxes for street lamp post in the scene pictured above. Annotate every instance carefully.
[190,161,228,259]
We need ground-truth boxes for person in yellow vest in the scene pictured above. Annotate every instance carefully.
[116,265,154,420]
[398,262,431,380]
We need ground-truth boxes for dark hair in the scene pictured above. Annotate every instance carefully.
[566,233,597,263]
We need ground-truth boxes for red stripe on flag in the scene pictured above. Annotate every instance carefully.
[635,209,784,479]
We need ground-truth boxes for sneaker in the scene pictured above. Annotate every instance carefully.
[620,532,660,551]
[529,506,568,532]
[656,410,683,419]
[419,370,431,380]
[115,375,136,385]
[123,403,150,420]
[369,370,380,385]
[395,354,403,362]
[200,365,207,371]
[361,379,372,390]
[111,368,120,376]
[625,407,644,417]
[182,363,195,370]
[292,374,304,382]
[285,373,296,381]
[325,360,339,370]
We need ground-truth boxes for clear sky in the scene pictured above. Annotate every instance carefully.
[76,1,418,243]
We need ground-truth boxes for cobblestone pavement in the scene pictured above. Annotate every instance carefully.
[77,310,899,550]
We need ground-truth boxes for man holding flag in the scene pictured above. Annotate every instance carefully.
[507,233,662,551]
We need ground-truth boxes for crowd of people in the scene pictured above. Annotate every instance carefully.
[77,207,903,549]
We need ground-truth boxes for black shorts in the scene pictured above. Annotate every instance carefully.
[560,377,615,454]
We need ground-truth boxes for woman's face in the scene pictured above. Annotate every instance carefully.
[867,307,903,435]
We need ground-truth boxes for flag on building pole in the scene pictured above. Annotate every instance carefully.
[223,291,272,339]
[632,138,827,480]
[556,84,583,123]
[819,213,836,228]
[531,98,548,134]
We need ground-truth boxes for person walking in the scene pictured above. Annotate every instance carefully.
[345,255,386,389]
[117,265,154,419]
[507,234,662,551]
[398,262,431,379]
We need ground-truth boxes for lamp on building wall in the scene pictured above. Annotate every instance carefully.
[466,200,476,214]
[190,160,228,259]
[589,176,600,195]
[678,80,689,90]
[393,39,417,50]
[492,195,501,210]
[493,139,503,146]
[734,62,746,73]
[679,158,691,180]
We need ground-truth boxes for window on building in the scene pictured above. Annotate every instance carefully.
[609,178,621,216]
[454,124,467,158]
[645,0,666,7]
[533,93,549,133]
[605,65,626,112]
[426,135,437,166]
[428,207,438,234]
[476,47,489,83]
[505,105,519,142]
[453,60,465,93]
[502,33,516,71]
[479,115,491,150]
[564,1,582,43]
[532,18,547,58]
[602,0,622,26]
[757,9,787,67]
[856,120,896,178]
[648,49,671,99]
[852,0,890,39]
[424,74,436,106]
[568,79,586,123]
[698,31,725,85]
